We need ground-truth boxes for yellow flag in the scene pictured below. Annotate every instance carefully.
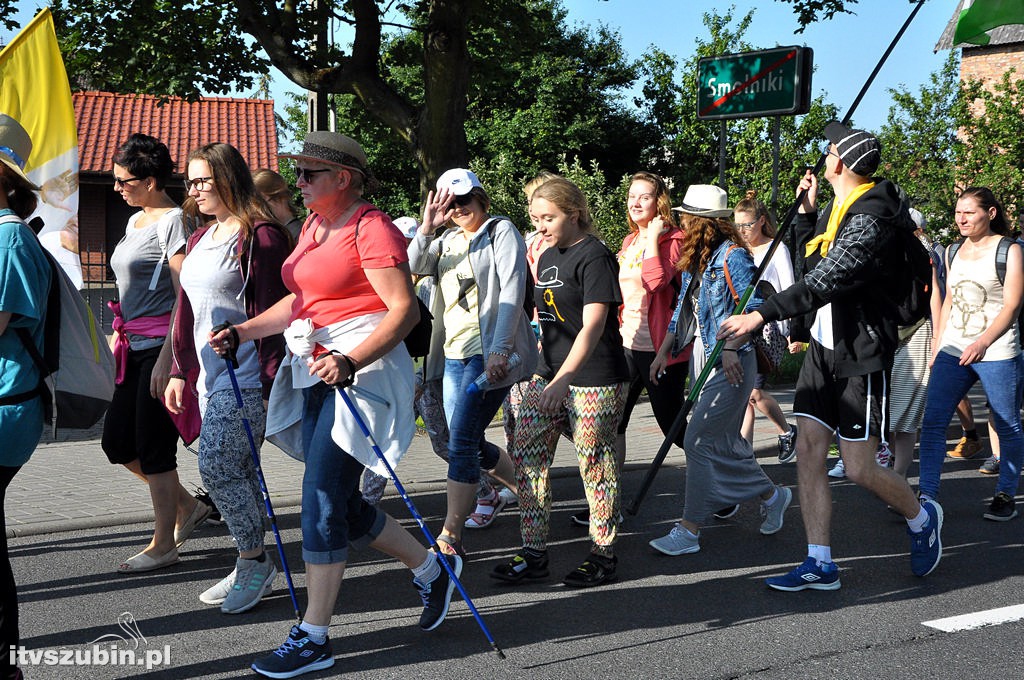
[0,9,83,287]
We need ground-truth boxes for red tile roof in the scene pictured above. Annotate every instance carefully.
[74,91,278,174]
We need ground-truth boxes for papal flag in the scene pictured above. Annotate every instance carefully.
[0,8,82,288]
[954,0,1024,46]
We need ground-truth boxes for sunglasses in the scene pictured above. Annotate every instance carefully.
[183,176,214,192]
[113,175,142,189]
[449,193,475,209]
[295,167,334,183]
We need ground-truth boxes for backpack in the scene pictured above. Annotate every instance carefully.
[7,216,115,433]
[890,223,933,332]
[947,236,1023,332]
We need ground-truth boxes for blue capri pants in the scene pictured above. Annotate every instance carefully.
[443,355,509,484]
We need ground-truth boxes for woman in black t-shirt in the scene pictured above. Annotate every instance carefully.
[491,178,629,588]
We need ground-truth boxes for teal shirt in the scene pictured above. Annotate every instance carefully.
[0,213,51,466]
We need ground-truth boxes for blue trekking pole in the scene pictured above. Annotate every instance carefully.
[627,0,928,515]
[213,323,302,622]
[335,385,506,660]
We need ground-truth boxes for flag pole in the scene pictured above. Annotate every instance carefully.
[627,0,928,516]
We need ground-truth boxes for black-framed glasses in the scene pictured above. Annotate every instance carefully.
[113,175,142,189]
[735,220,758,230]
[295,167,333,183]
[184,176,214,192]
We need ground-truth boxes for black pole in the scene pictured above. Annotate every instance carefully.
[627,0,928,516]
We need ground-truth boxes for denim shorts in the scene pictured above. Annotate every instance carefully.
[299,382,386,564]
[442,355,509,484]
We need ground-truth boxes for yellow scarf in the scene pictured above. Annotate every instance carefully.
[805,181,875,258]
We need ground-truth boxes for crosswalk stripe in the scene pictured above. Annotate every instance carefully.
[922,604,1024,632]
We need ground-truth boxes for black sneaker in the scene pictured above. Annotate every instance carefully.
[979,456,1000,475]
[415,553,462,631]
[983,492,1018,521]
[491,549,550,583]
[563,553,617,588]
[193,486,223,525]
[251,625,334,678]
[777,425,798,463]
[713,504,740,520]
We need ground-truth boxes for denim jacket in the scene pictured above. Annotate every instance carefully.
[668,240,763,360]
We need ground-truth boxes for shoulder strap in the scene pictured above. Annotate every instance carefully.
[946,238,964,271]
[995,236,1013,286]
[149,215,173,291]
[722,244,741,304]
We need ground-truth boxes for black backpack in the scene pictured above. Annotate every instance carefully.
[890,223,933,332]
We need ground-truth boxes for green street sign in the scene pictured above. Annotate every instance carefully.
[697,46,813,120]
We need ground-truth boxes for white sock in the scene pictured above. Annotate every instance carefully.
[808,544,832,564]
[412,553,440,584]
[907,506,929,533]
[299,621,329,644]
[763,488,780,506]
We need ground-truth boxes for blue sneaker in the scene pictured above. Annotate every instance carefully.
[766,556,841,592]
[909,498,943,576]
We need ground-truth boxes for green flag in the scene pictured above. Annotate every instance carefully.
[954,0,1024,46]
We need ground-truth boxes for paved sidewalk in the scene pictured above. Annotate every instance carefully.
[7,387,802,537]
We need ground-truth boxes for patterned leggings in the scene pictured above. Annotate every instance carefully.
[512,377,626,555]
[198,389,266,553]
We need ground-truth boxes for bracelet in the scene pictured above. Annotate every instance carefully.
[169,372,186,380]
[490,350,510,359]
[341,353,358,377]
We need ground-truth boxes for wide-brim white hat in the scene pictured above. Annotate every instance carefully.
[673,184,731,218]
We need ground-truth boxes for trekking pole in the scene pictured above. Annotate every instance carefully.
[335,385,507,660]
[213,323,303,622]
[627,0,928,515]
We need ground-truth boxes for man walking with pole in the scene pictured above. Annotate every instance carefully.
[718,122,942,590]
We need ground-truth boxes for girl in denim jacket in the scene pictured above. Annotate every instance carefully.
[649,185,792,556]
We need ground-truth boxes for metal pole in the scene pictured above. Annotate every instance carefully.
[718,120,727,187]
[771,116,781,218]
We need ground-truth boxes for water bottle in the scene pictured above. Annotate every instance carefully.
[466,352,522,395]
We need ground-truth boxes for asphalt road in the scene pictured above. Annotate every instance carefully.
[9,453,1024,680]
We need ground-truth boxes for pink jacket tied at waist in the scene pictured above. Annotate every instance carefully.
[108,300,171,385]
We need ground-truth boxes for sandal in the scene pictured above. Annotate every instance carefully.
[562,553,617,588]
[175,499,214,548]
[434,534,467,559]
[118,548,180,574]
[464,489,507,530]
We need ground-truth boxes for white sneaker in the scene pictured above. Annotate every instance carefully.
[498,486,518,507]
[200,567,237,606]
[649,524,700,555]
[828,458,847,479]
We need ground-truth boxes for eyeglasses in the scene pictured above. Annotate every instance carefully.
[113,175,142,189]
[184,176,214,192]
[295,167,333,183]
[735,221,758,230]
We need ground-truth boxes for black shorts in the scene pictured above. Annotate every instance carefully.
[101,345,180,475]
[792,342,889,441]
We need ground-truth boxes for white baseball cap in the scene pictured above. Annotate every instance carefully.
[436,168,482,196]
[393,216,420,238]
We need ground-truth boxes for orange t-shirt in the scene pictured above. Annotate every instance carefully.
[283,205,408,327]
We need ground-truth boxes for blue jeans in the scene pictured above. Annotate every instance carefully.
[443,356,509,484]
[918,351,1024,499]
[300,383,386,564]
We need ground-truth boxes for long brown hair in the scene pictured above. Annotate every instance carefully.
[531,177,593,232]
[186,143,280,246]
[734,190,777,238]
[675,214,747,275]
[958,186,1010,235]
[626,171,675,232]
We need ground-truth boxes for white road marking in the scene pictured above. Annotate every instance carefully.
[922,604,1024,632]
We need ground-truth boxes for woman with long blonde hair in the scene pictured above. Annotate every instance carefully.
[650,185,791,556]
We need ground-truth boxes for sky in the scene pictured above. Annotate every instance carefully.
[3,0,959,144]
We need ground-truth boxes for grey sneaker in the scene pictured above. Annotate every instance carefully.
[760,486,793,535]
[649,524,700,555]
[777,425,798,463]
[221,556,277,614]
[828,458,846,478]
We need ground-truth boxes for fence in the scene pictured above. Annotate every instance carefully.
[80,243,117,337]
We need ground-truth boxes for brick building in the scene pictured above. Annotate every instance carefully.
[73,91,278,282]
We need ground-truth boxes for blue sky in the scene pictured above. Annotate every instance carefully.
[5,1,959,139]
